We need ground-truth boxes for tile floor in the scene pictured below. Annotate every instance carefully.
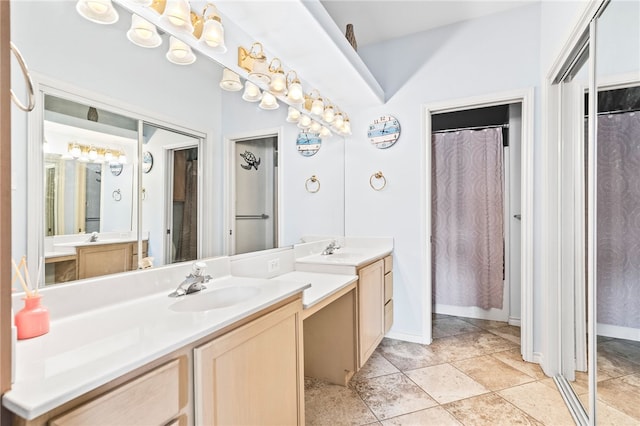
[304,314,640,425]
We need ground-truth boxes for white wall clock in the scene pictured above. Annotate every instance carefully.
[368,115,401,149]
[296,131,322,157]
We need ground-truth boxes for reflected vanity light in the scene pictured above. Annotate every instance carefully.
[333,112,344,129]
[127,14,162,48]
[166,36,196,65]
[76,0,119,24]
[286,106,301,123]
[160,0,193,33]
[268,58,286,94]
[320,126,331,137]
[310,97,324,116]
[322,105,335,123]
[191,3,227,52]
[309,120,321,133]
[219,68,243,91]
[297,114,312,129]
[242,81,262,102]
[285,71,304,104]
[259,92,279,110]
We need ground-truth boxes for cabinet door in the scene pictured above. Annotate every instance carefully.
[358,259,385,367]
[77,243,132,279]
[194,300,304,425]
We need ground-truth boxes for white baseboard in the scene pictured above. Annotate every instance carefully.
[434,303,509,322]
[597,323,640,342]
[385,330,430,345]
[508,316,521,327]
[533,351,543,365]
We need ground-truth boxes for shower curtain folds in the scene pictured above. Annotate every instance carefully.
[432,128,505,310]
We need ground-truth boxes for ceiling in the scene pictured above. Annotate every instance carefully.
[320,0,537,48]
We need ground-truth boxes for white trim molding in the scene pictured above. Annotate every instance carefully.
[422,88,535,362]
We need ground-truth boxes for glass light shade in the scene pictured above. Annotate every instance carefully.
[242,81,262,102]
[161,0,193,33]
[322,105,335,123]
[127,14,162,48]
[270,72,286,94]
[104,150,113,162]
[166,36,196,65]
[333,112,344,128]
[76,0,119,24]
[219,68,242,91]
[201,18,226,52]
[310,120,321,132]
[286,107,301,123]
[311,98,324,116]
[297,115,312,129]
[259,92,279,110]
[341,119,352,135]
[286,81,304,104]
[88,147,98,161]
[70,144,81,158]
[248,59,271,85]
[320,126,331,137]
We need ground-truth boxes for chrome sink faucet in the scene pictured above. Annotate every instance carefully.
[322,240,341,255]
[169,262,212,297]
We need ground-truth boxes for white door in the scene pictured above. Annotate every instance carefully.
[231,136,278,255]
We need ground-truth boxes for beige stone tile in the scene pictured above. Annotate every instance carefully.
[432,317,483,338]
[491,348,546,380]
[598,340,640,371]
[578,393,640,425]
[452,355,535,391]
[498,381,575,425]
[597,349,640,380]
[381,406,463,426]
[444,393,544,426]
[377,338,448,371]
[460,317,508,330]
[430,331,518,362]
[354,350,400,380]
[597,375,640,421]
[352,372,438,420]
[304,377,378,426]
[405,363,489,404]
[489,324,521,345]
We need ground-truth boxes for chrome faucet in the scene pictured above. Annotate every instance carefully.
[169,262,212,297]
[89,232,98,242]
[322,240,341,255]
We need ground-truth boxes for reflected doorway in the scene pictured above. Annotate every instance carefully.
[230,134,278,255]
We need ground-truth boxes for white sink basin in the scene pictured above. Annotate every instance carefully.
[169,286,262,312]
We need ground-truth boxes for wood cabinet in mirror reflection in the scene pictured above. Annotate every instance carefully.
[45,241,148,284]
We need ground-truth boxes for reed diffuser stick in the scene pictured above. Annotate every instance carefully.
[12,257,32,297]
[11,257,26,289]
[22,255,34,292]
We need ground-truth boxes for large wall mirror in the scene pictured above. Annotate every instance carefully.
[555,0,640,424]
[39,90,205,285]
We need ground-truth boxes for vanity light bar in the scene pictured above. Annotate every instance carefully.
[67,142,127,164]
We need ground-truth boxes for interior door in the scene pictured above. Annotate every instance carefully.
[231,136,278,255]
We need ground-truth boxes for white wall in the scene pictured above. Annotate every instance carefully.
[349,4,541,343]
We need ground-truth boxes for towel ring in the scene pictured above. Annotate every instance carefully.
[10,42,35,112]
[112,189,122,202]
[369,171,387,191]
[305,175,320,193]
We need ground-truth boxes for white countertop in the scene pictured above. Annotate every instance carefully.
[273,271,358,310]
[3,276,309,420]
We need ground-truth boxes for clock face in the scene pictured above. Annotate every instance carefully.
[296,131,322,157]
[368,115,400,149]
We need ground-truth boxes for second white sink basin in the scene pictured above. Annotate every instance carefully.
[169,286,262,312]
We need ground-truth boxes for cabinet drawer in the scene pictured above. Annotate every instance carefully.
[384,271,393,304]
[384,300,393,334]
[383,255,393,274]
[50,359,185,426]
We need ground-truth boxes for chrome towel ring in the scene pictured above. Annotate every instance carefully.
[305,175,320,193]
[369,171,387,191]
[112,189,122,202]
[10,42,35,112]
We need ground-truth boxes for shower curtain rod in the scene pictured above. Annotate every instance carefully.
[433,123,510,134]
